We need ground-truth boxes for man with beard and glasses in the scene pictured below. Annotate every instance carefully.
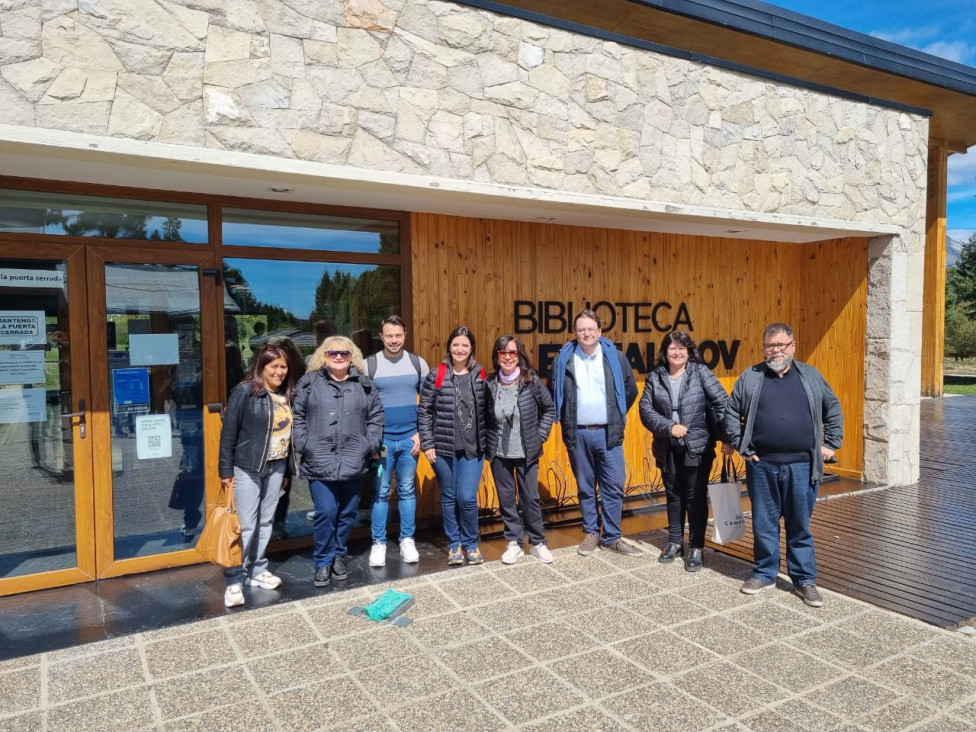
[723,323,843,608]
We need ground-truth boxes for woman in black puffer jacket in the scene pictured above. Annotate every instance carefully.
[418,326,486,567]
[294,336,384,588]
[639,331,728,572]
[485,335,556,565]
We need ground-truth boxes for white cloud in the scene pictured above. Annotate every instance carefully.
[948,147,976,188]
[921,40,974,64]
[870,25,941,46]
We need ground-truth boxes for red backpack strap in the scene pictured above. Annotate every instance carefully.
[479,367,486,381]
[435,363,448,389]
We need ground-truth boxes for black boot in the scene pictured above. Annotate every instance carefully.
[659,542,683,564]
[685,548,703,572]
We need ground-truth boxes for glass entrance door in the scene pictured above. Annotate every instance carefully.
[0,245,222,595]
[87,248,222,580]
[0,248,96,595]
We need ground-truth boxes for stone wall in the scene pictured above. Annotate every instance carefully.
[0,0,928,483]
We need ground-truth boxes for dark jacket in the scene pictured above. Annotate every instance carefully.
[218,381,294,479]
[639,361,728,467]
[418,364,487,454]
[723,360,843,482]
[292,367,384,482]
[555,345,638,451]
[484,375,556,461]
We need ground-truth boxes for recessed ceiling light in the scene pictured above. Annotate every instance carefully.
[268,186,293,193]
[725,228,744,234]
[536,216,558,222]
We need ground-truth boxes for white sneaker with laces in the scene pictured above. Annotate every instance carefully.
[245,571,282,589]
[369,542,386,567]
[530,544,554,564]
[399,537,420,563]
[501,541,523,564]
[224,584,244,607]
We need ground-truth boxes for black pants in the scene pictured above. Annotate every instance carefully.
[490,456,546,546]
[663,451,712,548]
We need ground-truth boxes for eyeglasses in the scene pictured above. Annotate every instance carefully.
[763,340,794,352]
[497,350,519,357]
[326,350,351,359]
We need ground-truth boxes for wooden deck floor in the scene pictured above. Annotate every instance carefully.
[711,395,976,629]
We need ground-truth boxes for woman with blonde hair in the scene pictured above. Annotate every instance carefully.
[294,335,384,587]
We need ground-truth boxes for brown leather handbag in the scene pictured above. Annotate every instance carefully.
[195,482,242,567]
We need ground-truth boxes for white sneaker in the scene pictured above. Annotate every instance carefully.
[245,571,282,589]
[501,541,523,565]
[306,510,316,521]
[223,584,244,607]
[399,537,420,563]
[530,544,554,564]
[369,542,386,567]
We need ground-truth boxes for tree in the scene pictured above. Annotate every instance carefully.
[947,233,976,319]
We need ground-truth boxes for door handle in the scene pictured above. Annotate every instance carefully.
[61,398,87,439]
[207,403,224,414]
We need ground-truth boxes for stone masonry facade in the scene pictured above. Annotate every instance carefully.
[0,0,928,483]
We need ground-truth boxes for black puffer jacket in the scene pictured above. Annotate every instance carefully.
[484,376,555,461]
[293,367,384,481]
[418,364,487,454]
[639,361,728,466]
[218,381,295,479]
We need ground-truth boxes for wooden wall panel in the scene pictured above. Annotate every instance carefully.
[409,214,867,518]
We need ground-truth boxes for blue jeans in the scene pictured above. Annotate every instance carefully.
[224,461,285,587]
[309,479,360,568]
[568,428,625,545]
[432,452,484,551]
[746,459,818,586]
[371,437,418,543]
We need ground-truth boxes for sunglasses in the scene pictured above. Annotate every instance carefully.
[326,350,351,359]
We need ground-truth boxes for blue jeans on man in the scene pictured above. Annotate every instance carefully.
[371,436,418,543]
[568,428,625,546]
[431,452,484,551]
[746,459,818,586]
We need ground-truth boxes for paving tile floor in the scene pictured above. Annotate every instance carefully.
[2,528,975,732]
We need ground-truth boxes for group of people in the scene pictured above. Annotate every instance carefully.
[217,310,843,611]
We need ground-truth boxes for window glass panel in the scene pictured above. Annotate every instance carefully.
[0,259,77,577]
[0,189,208,243]
[222,208,400,254]
[105,264,206,559]
[222,258,400,541]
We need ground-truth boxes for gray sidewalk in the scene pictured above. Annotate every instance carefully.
[2,529,974,732]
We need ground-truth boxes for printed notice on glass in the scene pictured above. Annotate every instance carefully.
[136,414,173,459]
[130,333,179,366]
[112,367,150,414]
[0,386,45,424]
[0,350,46,385]
[0,310,46,346]
[0,269,65,289]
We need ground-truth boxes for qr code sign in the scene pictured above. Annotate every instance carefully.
[147,435,162,449]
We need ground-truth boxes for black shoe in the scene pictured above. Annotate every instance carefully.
[313,566,331,587]
[331,557,348,580]
[659,542,683,564]
[685,548,703,572]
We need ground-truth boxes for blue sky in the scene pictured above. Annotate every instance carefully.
[769,1,976,243]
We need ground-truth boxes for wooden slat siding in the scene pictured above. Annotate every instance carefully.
[712,395,976,629]
[410,213,868,517]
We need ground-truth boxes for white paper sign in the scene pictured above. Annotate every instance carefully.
[0,310,46,346]
[0,268,65,289]
[0,350,46,385]
[0,386,46,423]
[129,333,179,366]
[136,414,173,459]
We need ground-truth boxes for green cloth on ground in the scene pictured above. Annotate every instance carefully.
[364,589,413,622]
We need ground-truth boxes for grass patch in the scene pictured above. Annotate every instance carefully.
[944,383,976,395]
